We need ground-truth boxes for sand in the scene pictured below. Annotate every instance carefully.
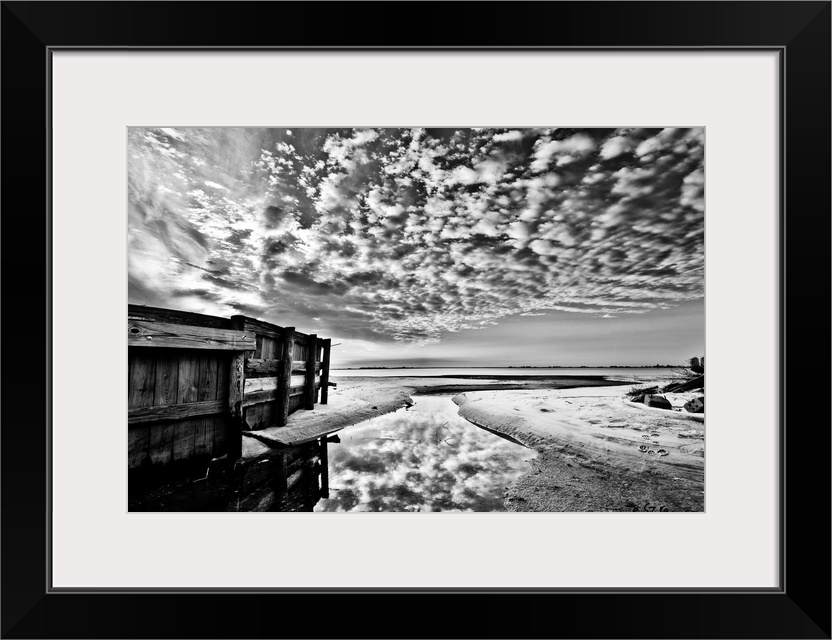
[454,386,704,512]
[242,375,704,512]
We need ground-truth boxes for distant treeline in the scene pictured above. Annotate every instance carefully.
[334,364,687,370]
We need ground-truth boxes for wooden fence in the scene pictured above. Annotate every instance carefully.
[128,305,332,480]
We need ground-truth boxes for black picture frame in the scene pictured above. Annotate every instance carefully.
[2,2,829,638]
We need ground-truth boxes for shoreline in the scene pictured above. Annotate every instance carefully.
[242,375,629,450]
[240,374,703,512]
[453,386,704,512]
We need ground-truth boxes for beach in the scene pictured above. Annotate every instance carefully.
[242,374,704,512]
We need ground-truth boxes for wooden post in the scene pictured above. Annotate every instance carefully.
[304,334,318,410]
[227,316,249,462]
[319,437,329,499]
[277,327,295,427]
[320,338,332,404]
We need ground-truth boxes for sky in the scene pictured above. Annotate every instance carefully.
[128,127,704,367]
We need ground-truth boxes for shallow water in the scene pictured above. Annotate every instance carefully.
[314,395,535,512]
[330,367,682,379]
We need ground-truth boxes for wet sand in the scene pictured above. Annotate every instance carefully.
[244,375,702,512]
[454,386,704,512]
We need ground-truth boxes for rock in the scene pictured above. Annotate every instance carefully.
[665,375,704,393]
[684,396,705,413]
[678,429,704,439]
[645,394,672,410]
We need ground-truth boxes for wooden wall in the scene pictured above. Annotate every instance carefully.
[128,349,230,471]
[128,305,332,485]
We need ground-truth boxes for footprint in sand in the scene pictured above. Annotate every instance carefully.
[638,444,649,453]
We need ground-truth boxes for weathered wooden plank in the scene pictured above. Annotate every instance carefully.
[320,339,332,404]
[213,417,228,457]
[292,341,305,362]
[244,402,277,431]
[242,317,283,340]
[128,320,256,351]
[128,424,150,469]
[198,353,220,401]
[193,415,216,459]
[251,421,346,447]
[177,352,200,403]
[128,304,231,329]
[215,353,229,403]
[128,351,156,409]
[147,422,175,467]
[245,377,278,394]
[288,381,321,397]
[171,420,197,464]
[242,389,277,408]
[290,374,306,388]
[128,400,225,424]
[246,358,281,375]
[277,327,295,427]
[152,352,179,406]
[287,395,303,415]
[261,336,275,360]
[304,336,317,410]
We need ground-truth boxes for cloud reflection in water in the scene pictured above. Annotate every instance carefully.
[314,395,534,512]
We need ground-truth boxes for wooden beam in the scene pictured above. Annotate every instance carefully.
[291,360,320,374]
[242,389,277,408]
[128,304,231,329]
[128,400,225,425]
[128,320,255,351]
[226,317,247,461]
[249,422,345,447]
[244,376,278,394]
[319,437,329,498]
[320,339,332,404]
[277,327,295,427]
[304,334,318,410]
[241,317,284,340]
[245,358,280,375]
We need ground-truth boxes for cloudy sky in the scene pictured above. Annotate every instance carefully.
[128,127,704,367]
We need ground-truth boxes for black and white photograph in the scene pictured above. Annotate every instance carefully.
[128,126,705,512]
